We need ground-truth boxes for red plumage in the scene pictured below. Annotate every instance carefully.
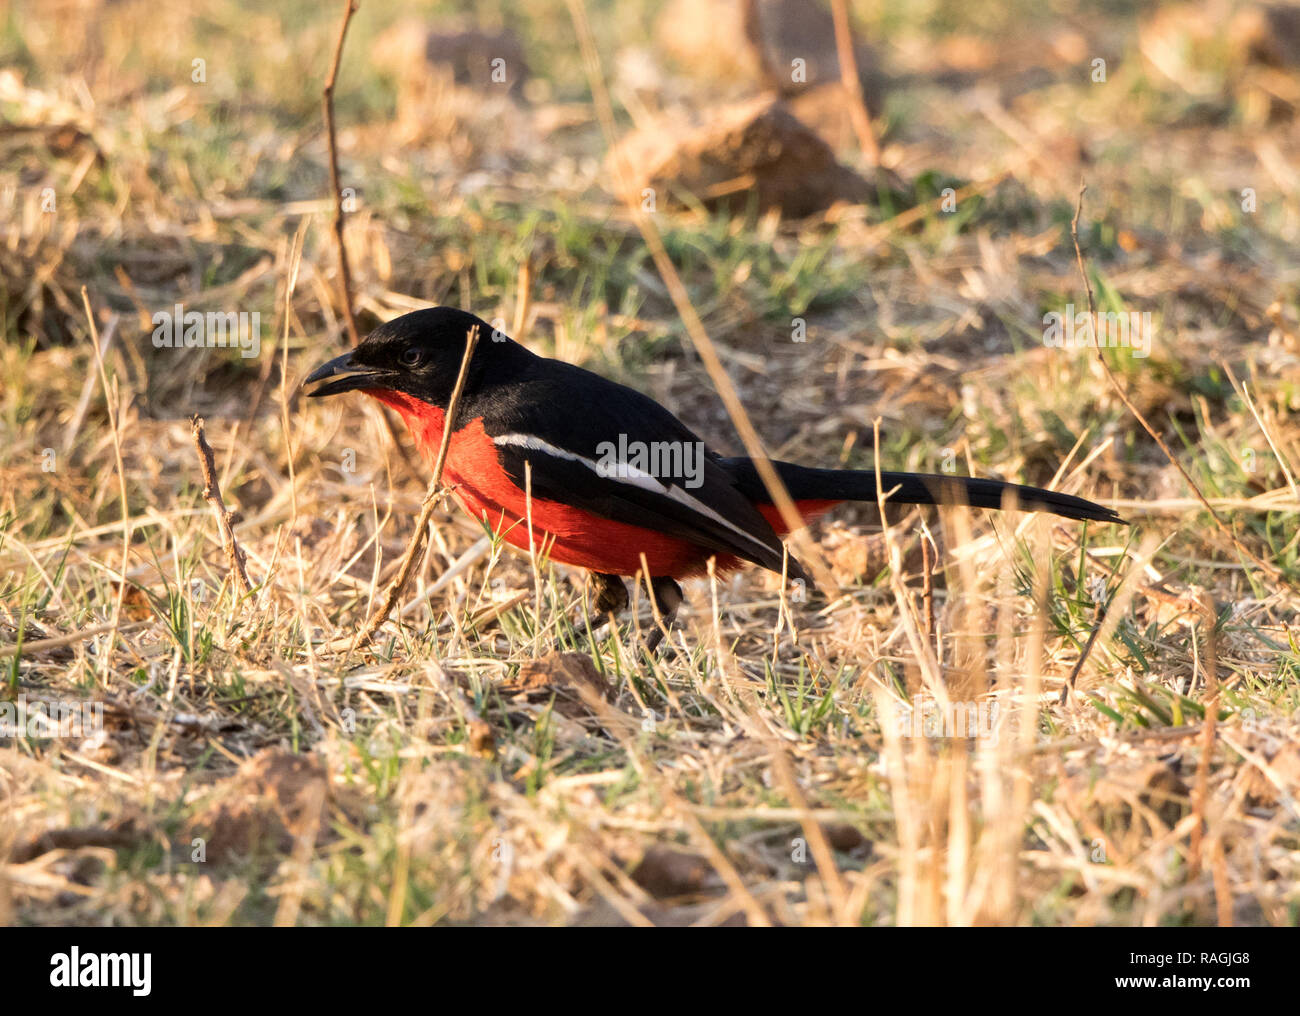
[369,387,839,579]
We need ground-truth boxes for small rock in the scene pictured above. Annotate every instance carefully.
[822,822,869,853]
[608,97,872,218]
[630,846,718,898]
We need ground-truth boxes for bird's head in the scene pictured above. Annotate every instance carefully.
[303,307,500,408]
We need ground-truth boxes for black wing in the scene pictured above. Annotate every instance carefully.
[471,360,808,581]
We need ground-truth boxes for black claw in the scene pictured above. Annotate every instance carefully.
[643,577,683,654]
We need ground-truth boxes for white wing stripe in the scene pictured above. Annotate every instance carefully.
[491,432,776,558]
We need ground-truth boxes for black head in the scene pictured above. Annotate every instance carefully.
[303,307,503,406]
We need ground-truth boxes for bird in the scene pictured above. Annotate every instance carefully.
[304,307,1123,648]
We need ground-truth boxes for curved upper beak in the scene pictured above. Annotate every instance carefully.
[302,352,394,398]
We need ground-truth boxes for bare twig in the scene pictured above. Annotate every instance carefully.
[829,0,881,167]
[0,621,148,659]
[323,0,361,347]
[190,416,254,596]
[348,325,481,649]
[1069,185,1278,578]
[318,1,419,472]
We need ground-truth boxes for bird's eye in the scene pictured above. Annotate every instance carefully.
[399,346,423,367]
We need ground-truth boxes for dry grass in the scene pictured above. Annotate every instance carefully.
[2,0,1298,926]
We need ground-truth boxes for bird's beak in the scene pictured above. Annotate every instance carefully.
[302,352,394,398]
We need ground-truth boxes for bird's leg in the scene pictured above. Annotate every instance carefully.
[642,576,683,654]
[592,571,630,615]
[558,572,628,650]
[560,572,680,655]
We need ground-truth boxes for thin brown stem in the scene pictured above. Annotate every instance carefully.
[191,415,255,597]
[323,0,361,347]
[319,0,419,472]
[829,0,881,167]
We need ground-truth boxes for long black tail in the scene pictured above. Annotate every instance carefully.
[721,458,1124,525]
